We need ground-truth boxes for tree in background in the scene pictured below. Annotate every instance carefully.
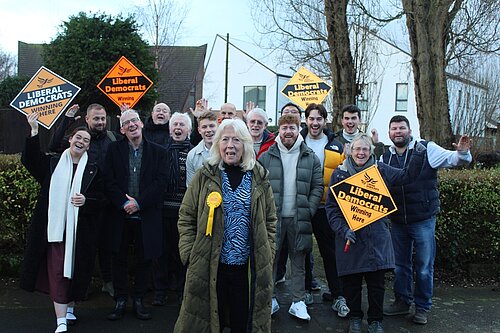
[134,0,189,71]
[0,48,16,81]
[251,0,385,131]
[43,12,157,115]
[253,0,499,145]
[0,76,30,107]
[357,0,499,147]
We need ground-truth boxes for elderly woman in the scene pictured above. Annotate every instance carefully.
[246,107,275,159]
[174,118,277,333]
[152,112,193,305]
[325,133,426,333]
[20,113,105,333]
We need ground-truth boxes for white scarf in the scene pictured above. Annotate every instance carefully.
[47,148,88,279]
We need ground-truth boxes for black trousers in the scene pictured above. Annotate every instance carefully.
[341,270,386,323]
[217,263,249,333]
[310,208,343,296]
[152,208,185,295]
[112,219,152,300]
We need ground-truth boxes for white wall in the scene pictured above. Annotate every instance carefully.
[204,37,280,124]
[363,40,420,145]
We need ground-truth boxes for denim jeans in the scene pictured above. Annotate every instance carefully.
[391,217,436,311]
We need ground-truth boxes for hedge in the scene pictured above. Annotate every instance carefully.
[0,154,498,278]
[0,154,39,275]
[435,168,499,276]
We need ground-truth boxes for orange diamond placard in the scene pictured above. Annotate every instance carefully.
[330,165,397,231]
[97,56,153,108]
[281,66,332,110]
[10,66,81,130]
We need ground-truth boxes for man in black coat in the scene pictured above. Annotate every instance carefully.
[104,109,167,321]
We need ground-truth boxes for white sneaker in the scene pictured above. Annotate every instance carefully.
[271,297,280,315]
[275,276,286,285]
[332,296,350,318]
[304,292,314,305]
[288,301,311,321]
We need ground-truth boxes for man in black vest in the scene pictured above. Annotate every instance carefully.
[104,109,167,321]
[381,115,471,325]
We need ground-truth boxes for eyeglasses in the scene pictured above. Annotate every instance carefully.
[352,147,370,152]
[121,117,140,127]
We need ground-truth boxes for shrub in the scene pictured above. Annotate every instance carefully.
[0,154,39,275]
[436,168,500,276]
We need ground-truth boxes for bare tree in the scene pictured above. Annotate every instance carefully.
[448,57,500,153]
[251,0,386,131]
[135,0,189,71]
[358,0,500,147]
[0,49,16,80]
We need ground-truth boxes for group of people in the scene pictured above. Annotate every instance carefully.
[19,98,471,333]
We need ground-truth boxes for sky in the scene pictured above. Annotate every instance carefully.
[0,0,259,57]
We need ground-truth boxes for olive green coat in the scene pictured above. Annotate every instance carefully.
[174,162,277,333]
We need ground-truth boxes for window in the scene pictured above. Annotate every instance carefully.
[243,86,266,109]
[356,83,369,120]
[395,83,408,112]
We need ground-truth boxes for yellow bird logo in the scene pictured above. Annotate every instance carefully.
[118,66,132,76]
[37,77,53,88]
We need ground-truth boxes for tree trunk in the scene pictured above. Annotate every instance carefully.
[324,0,357,131]
[402,0,461,147]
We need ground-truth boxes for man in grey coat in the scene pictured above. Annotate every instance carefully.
[259,114,323,321]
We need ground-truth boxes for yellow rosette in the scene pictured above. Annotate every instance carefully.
[205,192,222,236]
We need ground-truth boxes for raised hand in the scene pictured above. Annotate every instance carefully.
[452,134,471,152]
[189,98,209,118]
[370,128,379,144]
[65,104,80,118]
[27,112,39,136]
[242,101,255,119]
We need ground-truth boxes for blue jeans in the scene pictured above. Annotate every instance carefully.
[391,217,436,311]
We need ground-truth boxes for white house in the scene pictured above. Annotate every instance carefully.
[203,34,290,125]
[204,33,490,146]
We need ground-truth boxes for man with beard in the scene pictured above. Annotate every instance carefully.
[105,109,167,321]
[259,114,323,321]
[381,115,471,325]
[300,103,349,318]
[186,111,218,186]
[49,103,120,298]
[335,104,385,158]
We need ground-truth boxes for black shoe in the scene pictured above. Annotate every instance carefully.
[107,299,127,321]
[322,291,334,302]
[133,298,152,320]
[152,291,167,306]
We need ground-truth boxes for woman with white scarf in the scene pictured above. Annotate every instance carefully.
[20,112,105,333]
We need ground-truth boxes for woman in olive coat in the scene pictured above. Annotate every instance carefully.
[174,119,277,333]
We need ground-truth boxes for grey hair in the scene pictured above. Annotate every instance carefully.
[350,133,375,155]
[208,118,256,171]
[246,108,268,125]
[120,109,140,127]
[169,112,192,132]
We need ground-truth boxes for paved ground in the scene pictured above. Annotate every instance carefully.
[1,277,499,333]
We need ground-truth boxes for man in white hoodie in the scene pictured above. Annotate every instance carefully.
[259,114,323,321]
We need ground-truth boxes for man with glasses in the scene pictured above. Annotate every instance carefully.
[104,109,167,321]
